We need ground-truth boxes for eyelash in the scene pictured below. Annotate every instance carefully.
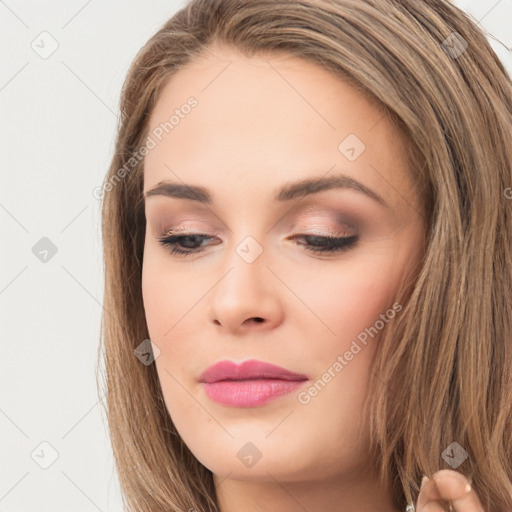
[157,232,359,256]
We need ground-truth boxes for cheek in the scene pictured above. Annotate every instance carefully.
[141,245,198,340]
[141,260,168,340]
[288,248,405,344]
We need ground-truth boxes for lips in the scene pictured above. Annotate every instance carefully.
[198,359,308,383]
[198,359,309,407]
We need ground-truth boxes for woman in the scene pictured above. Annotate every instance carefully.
[97,0,512,511]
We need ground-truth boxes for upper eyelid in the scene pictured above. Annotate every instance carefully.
[146,199,362,218]
[157,227,356,242]
[155,213,358,232]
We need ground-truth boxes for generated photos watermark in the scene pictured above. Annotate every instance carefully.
[93,96,198,200]
[297,302,402,405]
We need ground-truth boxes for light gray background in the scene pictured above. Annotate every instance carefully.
[1,1,510,511]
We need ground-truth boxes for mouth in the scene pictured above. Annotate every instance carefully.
[199,359,309,408]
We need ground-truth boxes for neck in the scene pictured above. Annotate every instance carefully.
[213,469,403,512]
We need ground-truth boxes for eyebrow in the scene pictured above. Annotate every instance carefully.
[144,173,388,208]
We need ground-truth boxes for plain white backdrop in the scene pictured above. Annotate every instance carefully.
[0,1,510,511]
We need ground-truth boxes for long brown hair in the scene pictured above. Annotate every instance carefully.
[96,1,512,510]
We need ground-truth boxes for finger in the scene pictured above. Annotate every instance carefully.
[420,501,451,512]
[415,476,444,510]
[433,470,485,512]
[450,491,485,512]
[415,471,470,511]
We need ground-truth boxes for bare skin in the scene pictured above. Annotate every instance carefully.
[141,44,484,512]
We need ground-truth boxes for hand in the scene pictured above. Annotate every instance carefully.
[415,469,485,512]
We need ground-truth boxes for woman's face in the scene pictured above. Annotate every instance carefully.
[142,44,426,495]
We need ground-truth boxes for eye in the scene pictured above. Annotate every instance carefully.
[157,232,358,257]
[289,234,358,253]
[157,233,219,256]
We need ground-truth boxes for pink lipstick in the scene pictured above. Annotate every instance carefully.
[198,359,309,407]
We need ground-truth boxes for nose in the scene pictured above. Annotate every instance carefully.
[208,241,283,335]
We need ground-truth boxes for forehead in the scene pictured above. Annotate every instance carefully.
[143,44,416,210]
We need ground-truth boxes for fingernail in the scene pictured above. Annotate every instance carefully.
[464,482,471,493]
[421,476,430,489]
